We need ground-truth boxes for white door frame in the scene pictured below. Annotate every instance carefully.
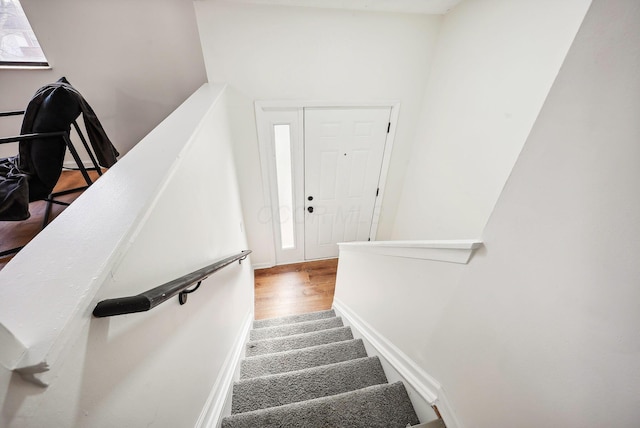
[255,100,401,267]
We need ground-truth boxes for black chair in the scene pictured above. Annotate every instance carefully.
[0,78,118,258]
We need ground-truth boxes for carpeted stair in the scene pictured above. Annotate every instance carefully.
[221,309,421,428]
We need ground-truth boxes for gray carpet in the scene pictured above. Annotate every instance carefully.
[249,316,345,341]
[245,326,354,357]
[240,339,368,379]
[222,309,421,428]
[253,309,336,329]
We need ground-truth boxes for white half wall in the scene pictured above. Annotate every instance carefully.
[0,85,254,427]
[392,0,592,239]
[194,2,442,265]
[334,0,640,426]
[0,0,207,158]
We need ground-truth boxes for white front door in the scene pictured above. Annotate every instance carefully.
[304,107,391,260]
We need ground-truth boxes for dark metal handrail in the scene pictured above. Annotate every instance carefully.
[93,250,251,317]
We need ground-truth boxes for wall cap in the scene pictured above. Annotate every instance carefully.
[338,239,483,264]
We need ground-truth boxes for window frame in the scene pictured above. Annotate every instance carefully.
[0,0,50,68]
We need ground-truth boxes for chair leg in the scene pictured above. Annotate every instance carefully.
[72,121,103,176]
[64,134,93,186]
[42,198,53,229]
[42,198,71,229]
[0,246,23,258]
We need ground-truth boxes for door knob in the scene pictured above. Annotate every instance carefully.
[308,206,314,213]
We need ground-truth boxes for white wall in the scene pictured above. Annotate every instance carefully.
[194,2,442,265]
[0,85,254,427]
[392,0,591,240]
[0,0,207,158]
[335,0,640,426]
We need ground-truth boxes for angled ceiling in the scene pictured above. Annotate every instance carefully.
[212,0,464,15]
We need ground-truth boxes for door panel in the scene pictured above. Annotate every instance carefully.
[304,107,391,260]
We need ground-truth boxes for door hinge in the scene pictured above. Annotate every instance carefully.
[387,122,391,133]
[376,188,379,197]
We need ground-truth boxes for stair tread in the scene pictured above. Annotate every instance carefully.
[245,326,353,357]
[250,316,344,341]
[253,309,336,329]
[232,356,387,414]
[240,338,368,379]
[221,381,420,428]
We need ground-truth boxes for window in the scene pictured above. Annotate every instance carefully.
[0,0,48,67]
[273,124,295,249]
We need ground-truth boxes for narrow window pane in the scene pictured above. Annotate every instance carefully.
[0,0,48,66]
[274,124,295,249]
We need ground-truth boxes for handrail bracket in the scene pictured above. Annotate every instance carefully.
[179,280,203,305]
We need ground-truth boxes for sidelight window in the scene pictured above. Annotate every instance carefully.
[273,124,295,249]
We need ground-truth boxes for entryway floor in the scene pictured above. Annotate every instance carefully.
[254,259,338,320]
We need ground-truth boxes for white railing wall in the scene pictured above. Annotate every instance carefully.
[0,84,254,428]
[333,240,482,428]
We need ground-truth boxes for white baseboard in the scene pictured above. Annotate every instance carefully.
[251,262,274,270]
[434,386,463,428]
[195,311,253,428]
[333,299,462,428]
[63,160,93,169]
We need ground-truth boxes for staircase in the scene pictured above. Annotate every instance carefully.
[221,309,421,428]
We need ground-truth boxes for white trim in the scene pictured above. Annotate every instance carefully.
[254,105,278,268]
[338,239,483,264]
[251,262,274,270]
[252,255,339,272]
[333,299,441,403]
[63,160,93,169]
[254,100,401,265]
[195,311,253,428]
[333,299,463,428]
[215,0,462,15]
[434,386,464,428]
[0,323,27,370]
[0,65,51,70]
[255,100,401,109]
[369,104,400,241]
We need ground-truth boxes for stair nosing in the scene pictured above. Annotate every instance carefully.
[231,356,388,414]
[249,316,344,341]
[235,355,385,386]
[252,309,336,329]
[246,325,352,347]
[222,381,416,425]
[242,337,364,362]
[240,338,368,379]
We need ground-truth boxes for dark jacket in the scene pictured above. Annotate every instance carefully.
[0,77,118,221]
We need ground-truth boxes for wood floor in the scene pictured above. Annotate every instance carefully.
[0,170,101,270]
[254,258,338,320]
